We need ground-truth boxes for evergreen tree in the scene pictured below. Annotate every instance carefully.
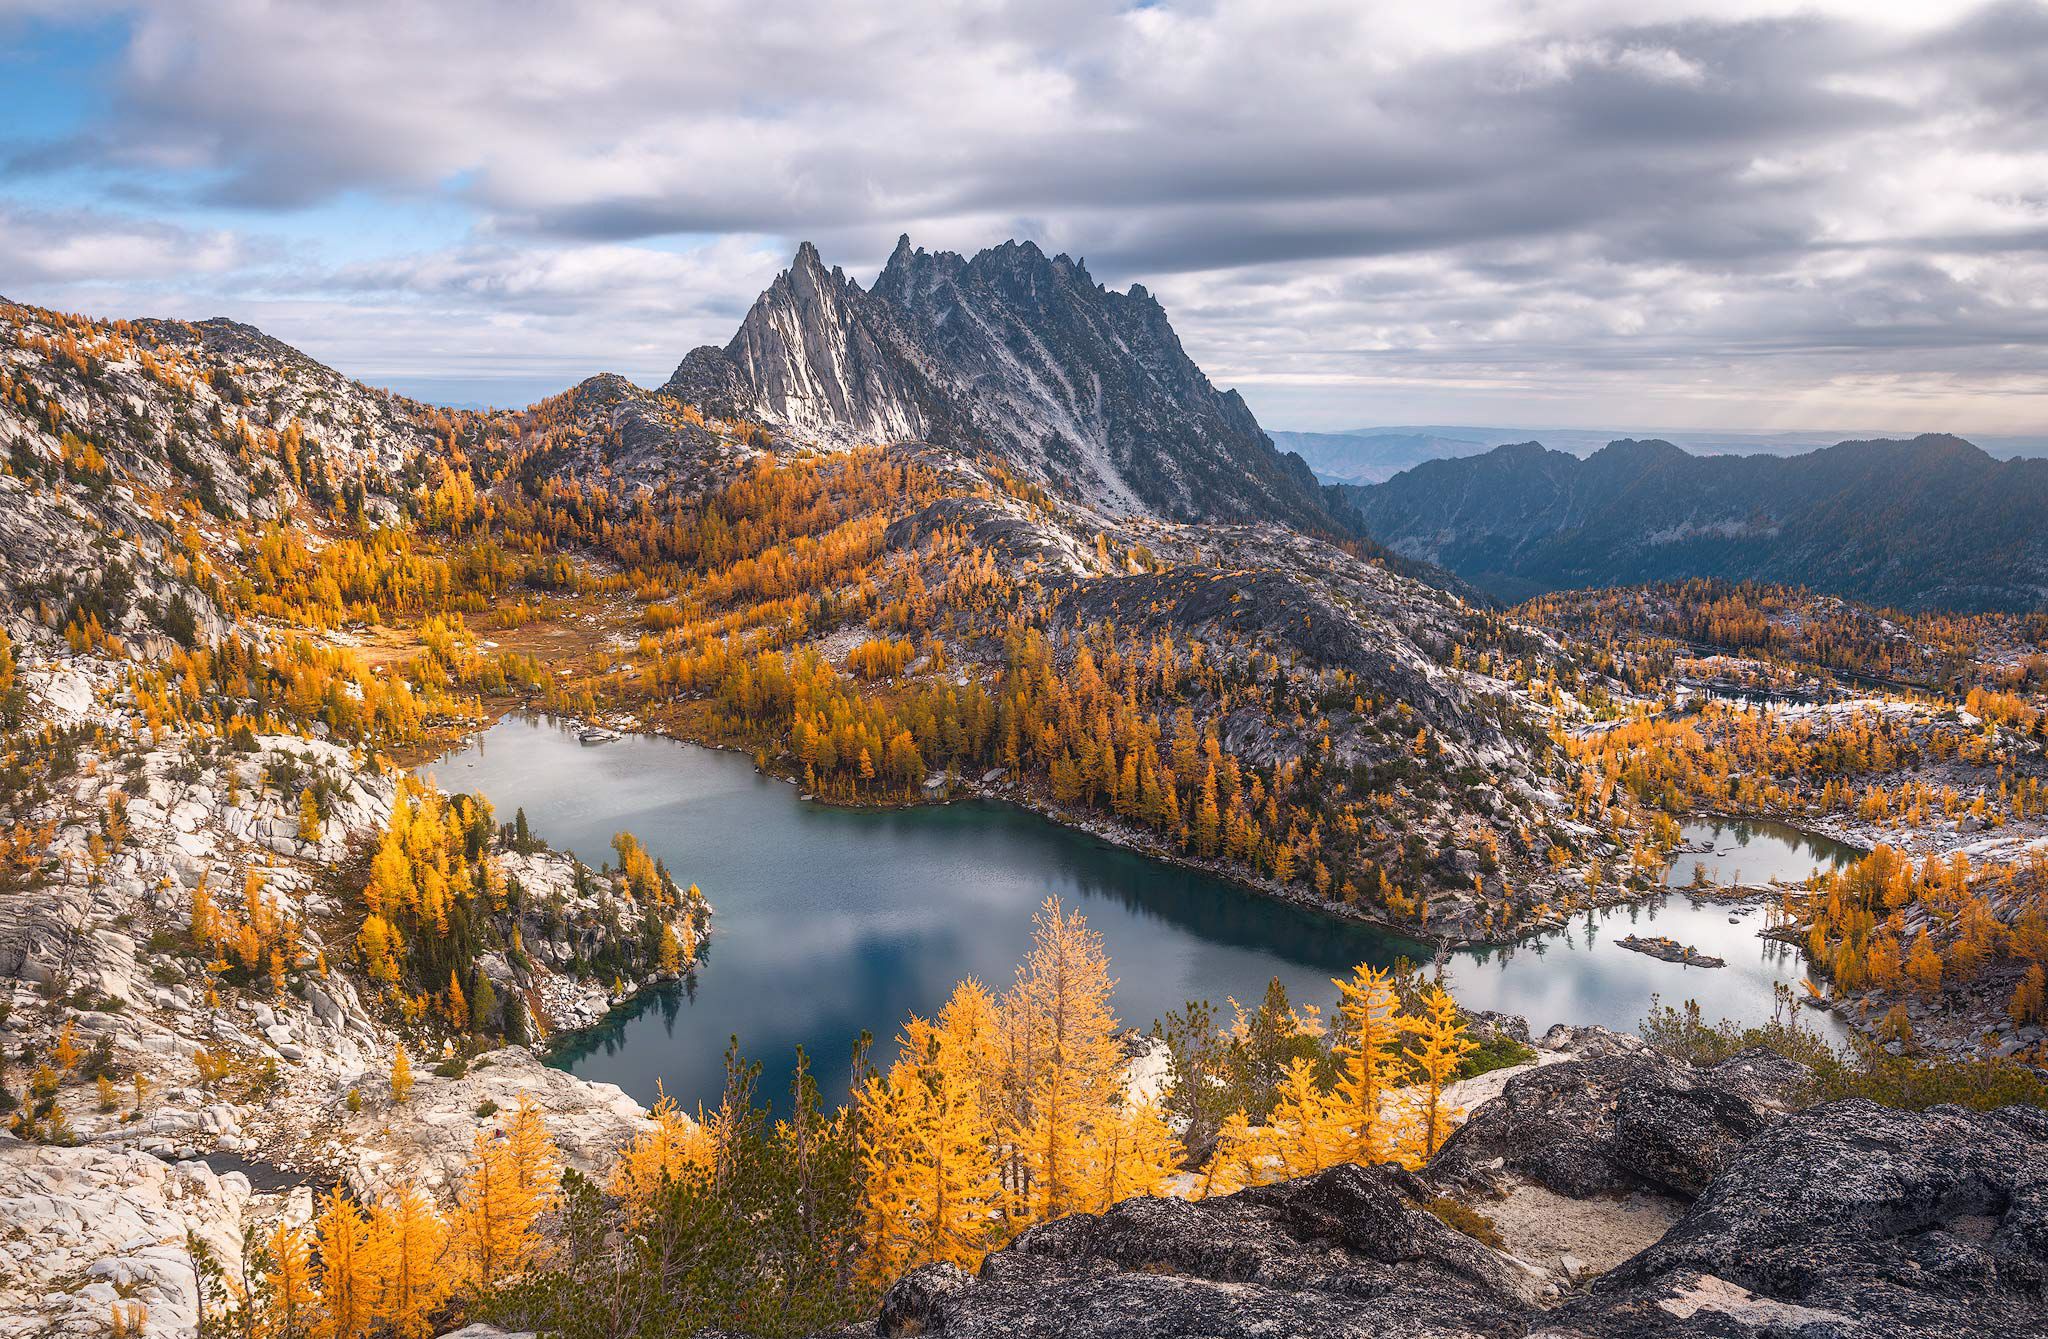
[469,974,499,1033]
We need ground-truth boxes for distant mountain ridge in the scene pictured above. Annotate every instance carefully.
[665,237,1329,528]
[1277,424,2048,485]
[1331,433,2048,612]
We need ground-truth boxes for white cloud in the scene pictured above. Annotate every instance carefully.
[0,205,250,284]
[4,0,2046,429]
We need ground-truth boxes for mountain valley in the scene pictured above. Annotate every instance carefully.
[0,240,2044,1339]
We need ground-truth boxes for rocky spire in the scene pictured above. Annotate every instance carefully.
[662,236,1329,528]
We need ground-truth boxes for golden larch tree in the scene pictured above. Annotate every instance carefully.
[1409,985,1477,1163]
[368,1181,448,1339]
[297,788,323,844]
[258,1220,318,1339]
[1004,897,1123,1224]
[609,1083,715,1222]
[857,1015,1005,1283]
[1197,1108,1261,1199]
[1331,964,1413,1164]
[937,979,1003,1101]
[1261,1056,1343,1179]
[389,1043,413,1104]
[313,1190,374,1339]
[449,1094,561,1290]
[503,1093,563,1212]
[1089,1095,1183,1210]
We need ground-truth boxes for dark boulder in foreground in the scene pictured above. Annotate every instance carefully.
[878,1161,1538,1339]
[1553,1099,2048,1337]
[873,1053,2048,1339]
[1430,1045,1810,1200]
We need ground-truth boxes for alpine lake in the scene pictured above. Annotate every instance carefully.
[424,716,1864,1110]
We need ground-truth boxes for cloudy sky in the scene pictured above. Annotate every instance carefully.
[3,0,2046,434]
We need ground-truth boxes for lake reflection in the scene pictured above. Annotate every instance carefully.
[1664,816,1864,889]
[427,716,1838,1110]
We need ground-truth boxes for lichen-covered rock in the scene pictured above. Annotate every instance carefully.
[1430,1047,1809,1200]
[1469,1009,1534,1047]
[1550,1099,2048,1337]
[875,1162,1540,1338]
[877,1263,975,1336]
[869,1091,2048,1339]
[1534,1022,1656,1059]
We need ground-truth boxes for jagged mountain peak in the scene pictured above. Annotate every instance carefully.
[879,232,918,283]
[661,236,1328,527]
[759,240,858,308]
[780,238,858,293]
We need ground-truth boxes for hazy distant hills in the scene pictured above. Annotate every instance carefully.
[1276,424,2048,485]
[1267,430,1496,485]
[1329,434,2048,612]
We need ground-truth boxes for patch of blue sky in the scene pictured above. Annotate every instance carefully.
[0,11,128,146]
[2,13,473,277]
[210,191,475,270]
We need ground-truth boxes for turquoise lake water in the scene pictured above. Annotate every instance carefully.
[427,716,1843,1109]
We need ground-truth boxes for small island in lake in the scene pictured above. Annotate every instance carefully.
[1616,933,1726,968]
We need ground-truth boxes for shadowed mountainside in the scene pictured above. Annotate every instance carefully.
[1331,434,2048,611]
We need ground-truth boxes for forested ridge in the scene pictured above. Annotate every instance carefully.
[1335,435,2048,611]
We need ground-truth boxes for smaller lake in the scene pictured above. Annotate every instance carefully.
[426,717,1846,1112]
[1664,817,1863,890]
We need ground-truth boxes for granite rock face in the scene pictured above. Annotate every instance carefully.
[0,1140,251,1339]
[340,1047,650,1199]
[1550,1099,2048,1337]
[663,237,1330,527]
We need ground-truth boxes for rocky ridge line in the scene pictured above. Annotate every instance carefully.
[664,237,1331,528]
